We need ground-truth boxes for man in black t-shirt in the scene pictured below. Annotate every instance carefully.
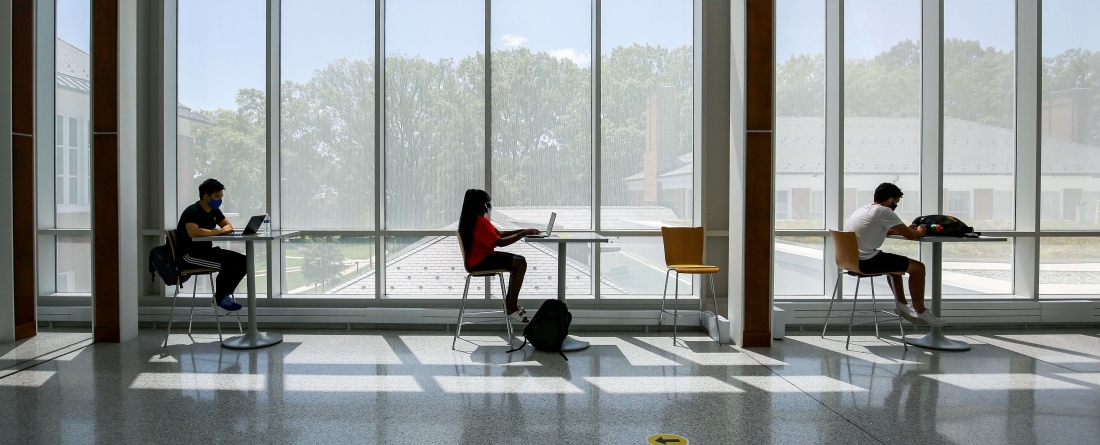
[177,178,246,311]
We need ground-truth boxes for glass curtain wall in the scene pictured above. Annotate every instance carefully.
[381,0,485,298]
[941,0,1016,296]
[599,0,694,297]
[1039,0,1100,296]
[55,0,92,293]
[171,0,696,300]
[177,0,267,295]
[280,0,376,296]
[774,0,825,298]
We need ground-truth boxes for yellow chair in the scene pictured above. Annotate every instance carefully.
[822,230,907,351]
[453,232,516,350]
[658,227,721,345]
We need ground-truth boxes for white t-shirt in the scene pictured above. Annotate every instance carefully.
[844,203,906,260]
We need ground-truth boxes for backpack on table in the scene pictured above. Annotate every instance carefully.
[912,214,979,237]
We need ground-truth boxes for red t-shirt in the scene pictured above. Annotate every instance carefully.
[465,216,501,268]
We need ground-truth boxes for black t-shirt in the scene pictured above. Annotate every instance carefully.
[176,202,226,258]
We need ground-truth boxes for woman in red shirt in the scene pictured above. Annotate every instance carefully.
[458,189,541,322]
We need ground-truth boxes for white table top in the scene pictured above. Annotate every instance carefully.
[523,232,609,243]
[192,230,301,242]
[888,235,1008,243]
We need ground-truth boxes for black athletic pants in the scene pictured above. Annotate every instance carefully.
[181,247,247,300]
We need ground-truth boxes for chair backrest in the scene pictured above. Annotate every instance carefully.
[661,226,705,267]
[165,229,178,260]
[455,231,471,272]
[829,230,862,273]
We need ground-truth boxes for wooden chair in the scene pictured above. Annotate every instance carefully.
[822,230,907,351]
[452,232,515,350]
[657,227,721,345]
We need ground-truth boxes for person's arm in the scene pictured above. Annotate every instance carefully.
[495,229,539,247]
[889,223,926,240]
[217,217,234,232]
[499,229,537,237]
[186,222,232,238]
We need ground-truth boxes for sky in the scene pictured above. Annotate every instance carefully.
[54,0,1100,111]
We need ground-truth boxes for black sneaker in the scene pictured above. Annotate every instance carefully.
[214,295,242,312]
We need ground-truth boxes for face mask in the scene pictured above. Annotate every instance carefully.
[486,203,493,214]
[209,198,223,210]
[889,200,898,211]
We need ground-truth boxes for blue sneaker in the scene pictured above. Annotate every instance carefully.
[214,295,242,312]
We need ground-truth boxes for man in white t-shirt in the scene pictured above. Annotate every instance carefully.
[843,183,945,326]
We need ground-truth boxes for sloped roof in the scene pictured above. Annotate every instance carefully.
[776,116,1100,175]
[491,206,683,231]
[55,38,214,125]
[328,235,628,296]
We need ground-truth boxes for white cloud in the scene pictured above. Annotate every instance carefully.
[501,34,527,48]
[548,48,591,67]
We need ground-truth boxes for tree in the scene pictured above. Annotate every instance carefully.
[301,237,347,290]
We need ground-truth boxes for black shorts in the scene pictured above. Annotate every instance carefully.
[858,251,910,275]
[469,252,518,272]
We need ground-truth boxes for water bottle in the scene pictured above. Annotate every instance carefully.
[263,214,271,234]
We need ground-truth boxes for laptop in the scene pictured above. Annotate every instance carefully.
[526,212,557,238]
[233,215,267,236]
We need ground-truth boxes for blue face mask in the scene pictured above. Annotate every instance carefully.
[486,202,493,214]
[209,198,223,210]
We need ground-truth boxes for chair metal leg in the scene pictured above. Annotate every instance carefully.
[870,276,880,338]
[163,285,181,347]
[673,272,680,346]
[452,276,471,350]
[658,269,671,332]
[822,273,842,337]
[187,278,200,334]
[708,275,720,344]
[498,273,513,346]
[846,277,861,350]
[897,299,908,351]
[214,303,224,342]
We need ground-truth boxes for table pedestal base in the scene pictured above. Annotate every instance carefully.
[905,327,970,351]
[222,331,283,349]
[561,335,589,351]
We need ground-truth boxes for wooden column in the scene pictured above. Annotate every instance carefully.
[11,0,36,341]
[729,0,774,347]
[91,0,120,342]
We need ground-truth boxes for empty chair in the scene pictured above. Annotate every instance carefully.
[821,230,907,351]
[657,226,721,345]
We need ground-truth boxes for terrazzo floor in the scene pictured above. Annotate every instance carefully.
[1,326,1098,444]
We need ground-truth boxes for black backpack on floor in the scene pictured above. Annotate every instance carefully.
[912,214,978,237]
[508,299,572,360]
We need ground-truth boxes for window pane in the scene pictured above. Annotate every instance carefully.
[383,236,470,298]
[775,0,825,230]
[943,239,1013,297]
[843,0,921,218]
[1040,237,1100,296]
[1040,1,1100,230]
[943,0,1015,231]
[600,236,692,298]
[775,236,823,298]
[280,0,374,230]
[600,0,693,229]
[55,236,91,293]
[385,0,484,230]
[177,0,266,226]
[491,0,591,230]
[284,236,375,296]
[56,0,90,228]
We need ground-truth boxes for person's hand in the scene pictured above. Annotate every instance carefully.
[525,228,540,236]
[220,226,234,235]
[917,225,927,236]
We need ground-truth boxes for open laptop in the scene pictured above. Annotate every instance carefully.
[526,212,557,238]
[231,215,266,236]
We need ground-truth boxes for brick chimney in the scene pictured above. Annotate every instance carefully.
[1042,88,1092,144]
